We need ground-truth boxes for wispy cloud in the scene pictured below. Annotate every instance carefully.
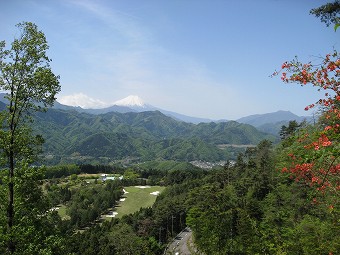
[69,0,148,44]
[59,0,240,118]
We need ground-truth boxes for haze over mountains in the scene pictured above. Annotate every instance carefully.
[0,93,312,165]
[55,95,212,124]
[54,95,312,126]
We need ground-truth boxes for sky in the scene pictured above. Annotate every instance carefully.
[1,0,339,120]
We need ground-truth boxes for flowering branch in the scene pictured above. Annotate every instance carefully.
[273,50,340,201]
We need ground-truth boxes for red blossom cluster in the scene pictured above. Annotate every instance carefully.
[283,158,340,193]
[274,50,340,198]
[282,162,313,180]
[279,52,340,110]
[303,134,332,150]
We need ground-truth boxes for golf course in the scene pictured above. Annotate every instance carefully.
[104,185,166,219]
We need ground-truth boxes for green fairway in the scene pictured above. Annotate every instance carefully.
[115,186,165,218]
[56,204,70,220]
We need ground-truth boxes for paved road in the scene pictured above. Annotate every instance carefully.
[165,227,202,255]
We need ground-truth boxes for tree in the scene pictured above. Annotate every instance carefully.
[279,120,300,140]
[310,1,340,30]
[273,50,340,205]
[0,22,60,253]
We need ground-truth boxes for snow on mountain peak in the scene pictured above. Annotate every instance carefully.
[114,95,146,108]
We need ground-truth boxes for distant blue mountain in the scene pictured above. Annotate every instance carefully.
[0,93,312,129]
[237,110,313,126]
[53,95,212,124]
[237,110,314,136]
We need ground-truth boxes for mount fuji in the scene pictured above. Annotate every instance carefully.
[114,95,148,108]
[0,93,312,129]
[54,95,212,124]
[52,94,312,127]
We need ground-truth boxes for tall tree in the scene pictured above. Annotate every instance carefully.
[279,120,300,140]
[0,22,60,253]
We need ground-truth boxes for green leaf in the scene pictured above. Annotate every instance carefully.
[334,23,340,31]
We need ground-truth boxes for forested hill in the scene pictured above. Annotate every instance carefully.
[32,108,277,164]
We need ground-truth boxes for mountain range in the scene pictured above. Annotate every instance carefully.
[236,110,313,135]
[0,94,311,165]
[54,95,312,127]
[31,108,276,164]
[54,95,213,124]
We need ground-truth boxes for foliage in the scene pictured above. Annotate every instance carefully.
[28,108,278,164]
[0,165,67,254]
[66,180,122,228]
[43,164,126,179]
[186,141,273,254]
[0,22,61,254]
[44,164,80,178]
[273,50,340,201]
[66,221,153,255]
[37,149,340,255]
[55,165,206,254]
[185,141,339,254]
[279,120,301,140]
[310,0,340,30]
[1,4,339,254]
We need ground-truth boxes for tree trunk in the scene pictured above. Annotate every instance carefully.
[8,150,15,254]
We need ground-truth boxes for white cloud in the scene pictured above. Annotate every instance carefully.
[58,93,108,109]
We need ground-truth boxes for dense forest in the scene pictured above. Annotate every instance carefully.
[0,1,339,255]
[1,134,338,254]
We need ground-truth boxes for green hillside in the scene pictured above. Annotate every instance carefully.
[33,108,278,164]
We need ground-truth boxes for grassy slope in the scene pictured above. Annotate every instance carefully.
[56,184,165,220]
[115,186,165,218]
[57,204,69,220]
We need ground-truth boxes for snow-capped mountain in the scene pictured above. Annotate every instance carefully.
[111,95,157,113]
[112,95,212,123]
[114,95,147,108]
[0,93,313,126]
[54,94,211,123]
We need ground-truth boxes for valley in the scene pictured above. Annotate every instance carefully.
[29,104,285,165]
[1,2,339,254]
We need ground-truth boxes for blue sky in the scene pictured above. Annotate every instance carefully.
[1,0,339,120]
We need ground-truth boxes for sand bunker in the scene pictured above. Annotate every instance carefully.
[150,191,160,196]
[106,211,118,218]
[135,185,151,189]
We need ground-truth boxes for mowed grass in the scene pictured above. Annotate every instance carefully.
[56,204,70,220]
[115,186,165,218]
